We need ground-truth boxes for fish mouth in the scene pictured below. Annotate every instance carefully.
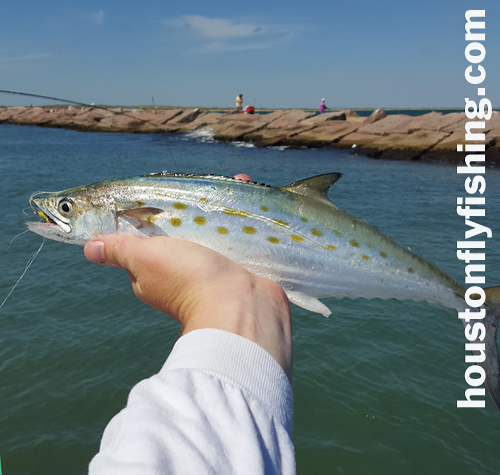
[28,198,72,234]
[38,210,57,225]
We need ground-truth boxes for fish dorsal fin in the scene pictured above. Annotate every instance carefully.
[280,173,342,206]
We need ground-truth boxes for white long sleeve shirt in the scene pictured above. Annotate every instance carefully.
[89,329,296,474]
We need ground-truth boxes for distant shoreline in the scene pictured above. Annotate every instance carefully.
[1,105,498,165]
[1,104,470,114]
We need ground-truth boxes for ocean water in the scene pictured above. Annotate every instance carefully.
[1,124,499,475]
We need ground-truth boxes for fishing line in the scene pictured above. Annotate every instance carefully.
[0,238,45,312]
[0,89,181,172]
[0,89,157,128]
[8,230,30,249]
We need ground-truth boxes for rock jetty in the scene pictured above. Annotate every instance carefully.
[1,106,498,164]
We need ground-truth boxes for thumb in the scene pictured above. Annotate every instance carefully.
[84,234,144,269]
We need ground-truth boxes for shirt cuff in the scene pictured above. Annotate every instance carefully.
[162,328,294,433]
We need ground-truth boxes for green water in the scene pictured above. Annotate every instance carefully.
[1,124,499,474]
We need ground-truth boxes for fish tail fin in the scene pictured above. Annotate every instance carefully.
[480,286,500,409]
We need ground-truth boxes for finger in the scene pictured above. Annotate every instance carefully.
[84,234,142,269]
[233,174,252,182]
[84,240,107,264]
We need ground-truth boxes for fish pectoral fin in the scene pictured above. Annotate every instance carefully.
[285,291,331,317]
[117,207,164,228]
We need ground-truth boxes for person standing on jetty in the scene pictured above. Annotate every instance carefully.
[320,98,327,114]
[236,94,243,112]
[85,173,296,474]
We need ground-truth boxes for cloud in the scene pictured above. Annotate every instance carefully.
[2,54,53,62]
[70,10,105,25]
[165,15,297,52]
[169,15,266,39]
[93,10,105,24]
[0,53,54,70]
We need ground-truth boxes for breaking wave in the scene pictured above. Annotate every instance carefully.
[232,141,255,148]
[183,128,215,142]
[183,128,255,148]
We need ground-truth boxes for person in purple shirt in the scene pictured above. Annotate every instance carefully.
[319,99,327,114]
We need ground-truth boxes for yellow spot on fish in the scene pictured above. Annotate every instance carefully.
[380,252,387,258]
[136,200,145,207]
[217,227,228,235]
[408,268,414,274]
[301,217,308,223]
[173,202,187,210]
[261,206,269,212]
[333,231,341,237]
[272,219,289,227]
[325,245,337,251]
[311,229,323,237]
[224,208,250,217]
[199,198,210,204]
[194,216,206,225]
[362,255,370,260]
[149,215,157,223]
[291,235,304,242]
[243,226,257,234]
[170,218,182,227]
[350,240,359,247]
[268,237,280,244]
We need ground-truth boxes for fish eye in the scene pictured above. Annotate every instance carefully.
[58,199,74,217]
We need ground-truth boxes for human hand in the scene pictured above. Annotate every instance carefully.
[84,235,292,379]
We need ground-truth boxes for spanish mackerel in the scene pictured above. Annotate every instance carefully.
[26,172,500,409]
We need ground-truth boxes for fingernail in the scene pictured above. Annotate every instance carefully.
[86,240,106,264]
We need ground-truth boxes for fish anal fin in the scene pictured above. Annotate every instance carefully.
[117,207,164,228]
[280,173,342,207]
[286,290,331,317]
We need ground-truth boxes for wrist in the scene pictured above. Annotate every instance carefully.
[181,274,292,380]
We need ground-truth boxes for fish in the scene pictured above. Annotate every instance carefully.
[26,172,500,409]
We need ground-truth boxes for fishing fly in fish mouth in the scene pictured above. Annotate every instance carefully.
[25,171,500,410]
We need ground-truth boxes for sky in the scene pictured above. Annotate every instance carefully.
[0,0,498,109]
